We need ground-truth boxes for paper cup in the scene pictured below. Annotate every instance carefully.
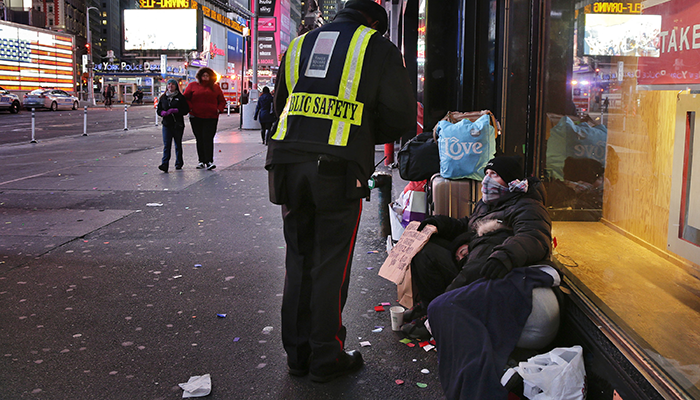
[390,306,405,331]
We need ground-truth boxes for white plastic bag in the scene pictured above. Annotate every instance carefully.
[516,345,586,400]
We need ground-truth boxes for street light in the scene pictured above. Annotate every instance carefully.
[86,6,98,106]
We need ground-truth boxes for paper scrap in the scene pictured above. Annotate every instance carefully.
[372,327,383,333]
[262,326,273,334]
[395,379,404,385]
[146,203,163,207]
[423,344,435,352]
[367,250,379,254]
[194,264,202,268]
[421,368,430,374]
[380,302,391,306]
[416,382,428,388]
[418,341,430,347]
[374,305,385,312]
[406,343,415,347]
[399,338,412,344]
[178,374,211,398]
[233,337,240,342]
[378,222,436,285]
[360,341,371,347]
[216,314,227,318]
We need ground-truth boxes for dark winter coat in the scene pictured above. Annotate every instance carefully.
[157,91,190,128]
[426,177,552,290]
[254,92,275,124]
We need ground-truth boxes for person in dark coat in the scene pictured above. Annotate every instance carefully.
[156,79,190,172]
[412,156,556,400]
[266,0,416,383]
[403,156,552,338]
[254,86,275,145]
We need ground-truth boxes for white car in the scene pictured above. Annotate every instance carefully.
[23,89,80,111]
[0,87,21,113]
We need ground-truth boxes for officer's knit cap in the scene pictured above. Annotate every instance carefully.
[343,0,388,35]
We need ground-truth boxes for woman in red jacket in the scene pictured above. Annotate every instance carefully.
[184,67,226,170]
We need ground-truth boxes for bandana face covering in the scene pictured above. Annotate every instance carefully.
[481,175,509,204]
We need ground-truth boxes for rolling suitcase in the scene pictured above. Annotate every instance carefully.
[427,173,482,219]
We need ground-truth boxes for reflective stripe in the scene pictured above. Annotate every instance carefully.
[274,26,376,145]
[284,92,363,125]
[273,35,306,141]
[328,26,374,146]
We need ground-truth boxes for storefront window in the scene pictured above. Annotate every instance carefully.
[541,0,700,396]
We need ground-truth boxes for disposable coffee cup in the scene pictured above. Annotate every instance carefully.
[390,306,405,331]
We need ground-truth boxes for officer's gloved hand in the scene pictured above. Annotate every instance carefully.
[168,108,178,115]
[160,110,171,117]
[480,259,510,279]
[417,215,452,233]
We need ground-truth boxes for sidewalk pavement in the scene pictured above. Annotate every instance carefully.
[0,118,444,399]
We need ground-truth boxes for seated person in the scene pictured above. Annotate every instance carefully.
[402,156,553,339]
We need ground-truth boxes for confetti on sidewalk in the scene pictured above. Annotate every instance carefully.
[360,341,371,347]
[374,305,385,312]
[380,302,391,306]
[421,369,430,374]
[395,379,404,385]
[217,314,227,318]
[372,327,383,333]
[146,203,163,207]
[367,250,379,254]
[416,382,428,388]
[399,338,412,344]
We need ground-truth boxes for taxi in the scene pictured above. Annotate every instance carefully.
[23,89,80,111]
[0,87,21,114]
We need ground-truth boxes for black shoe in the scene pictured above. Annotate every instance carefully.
[175,165,183,170]
[158,164,168,173]
[401,315,431,341]
[403,303,426,323]
[309,350,363,383]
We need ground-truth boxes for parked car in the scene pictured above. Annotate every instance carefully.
[0,87,21,113]
[23,89,79,111]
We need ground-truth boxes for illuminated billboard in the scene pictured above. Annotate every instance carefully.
[0,20,75,91]
[124,9,199,50]
[583,14,661,57]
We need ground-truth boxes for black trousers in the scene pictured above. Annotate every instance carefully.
[260,121,273,144]
[190,116,218,164]
[410,239,461,308]
[278,161,362,373]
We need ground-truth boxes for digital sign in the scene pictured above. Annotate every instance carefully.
[124,9,198,50]
[0,21,74,91]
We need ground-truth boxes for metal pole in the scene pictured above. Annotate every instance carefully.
[86,7,98,106]
[374,172,393,238]
[227,102,230,116]
[30,108,37,143]
[83,106,88,136]
[155,108,159,126]
[252,5,258,89]
[124,105,128,130]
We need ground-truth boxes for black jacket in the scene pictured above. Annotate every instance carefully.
[266,8,416,183]
[157,91,190,128]
[427,178,553,290]
[254,92,275,124]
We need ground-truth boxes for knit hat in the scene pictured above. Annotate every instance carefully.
[343,0,388,35]
[483,156,523,184]
[167,79,179,88]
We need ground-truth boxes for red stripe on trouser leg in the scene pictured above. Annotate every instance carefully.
[335,200,362,349]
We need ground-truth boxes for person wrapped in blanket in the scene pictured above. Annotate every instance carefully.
[406,155,558,399]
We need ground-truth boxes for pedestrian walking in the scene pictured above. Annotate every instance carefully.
[103,84,114,109]
[184,67,226,170]
[266,0,416,383]
[156,79,190,173]
[254,86,275,145]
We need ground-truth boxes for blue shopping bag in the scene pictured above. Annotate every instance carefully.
[436,113,497,180]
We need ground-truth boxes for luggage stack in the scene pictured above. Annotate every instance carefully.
[427,174,482,219]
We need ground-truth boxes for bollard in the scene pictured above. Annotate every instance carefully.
[123,105,128,131]
[155,108,159,126]
[83,106,88,136]
[373,172,393,238]
[30,108,37,143]
[227,102,231,116]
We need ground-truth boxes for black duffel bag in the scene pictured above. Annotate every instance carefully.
[397,131,440,181]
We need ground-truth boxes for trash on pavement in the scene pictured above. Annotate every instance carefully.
[178,373,211,398]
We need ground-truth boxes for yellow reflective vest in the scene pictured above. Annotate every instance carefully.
[272,25,376,147]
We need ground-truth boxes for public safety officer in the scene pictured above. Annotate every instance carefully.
[266,0,416,383]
